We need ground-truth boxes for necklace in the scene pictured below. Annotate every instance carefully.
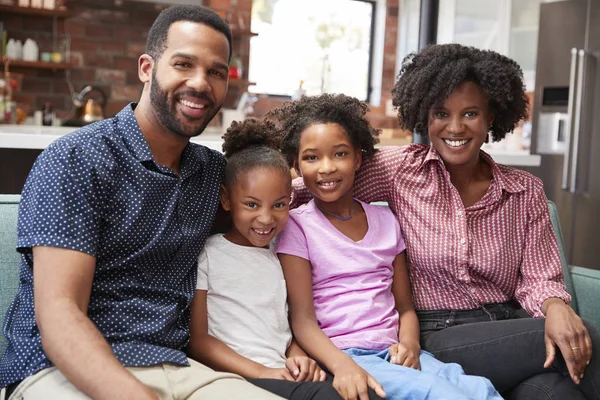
[316,201,358,221]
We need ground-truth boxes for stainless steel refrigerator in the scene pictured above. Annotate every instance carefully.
[531,0,600,270]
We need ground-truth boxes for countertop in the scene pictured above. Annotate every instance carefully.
[0,125,541,167]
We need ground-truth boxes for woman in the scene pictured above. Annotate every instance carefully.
[291,44,599,399]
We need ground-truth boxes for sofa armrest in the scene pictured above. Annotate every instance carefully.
[570,266,600,332]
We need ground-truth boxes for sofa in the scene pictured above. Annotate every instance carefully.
[0,195,599,378]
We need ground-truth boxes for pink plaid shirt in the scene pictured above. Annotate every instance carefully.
[292,144,570,318]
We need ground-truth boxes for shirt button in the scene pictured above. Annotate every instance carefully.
[460,238,466,245]
[459,268,466,274]
[470,288,476,294]
[457,210,464,216]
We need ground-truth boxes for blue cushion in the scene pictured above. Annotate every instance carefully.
[0,195,21,356]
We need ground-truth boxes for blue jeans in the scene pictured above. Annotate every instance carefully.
[343,348,502,400]
[418,302,600,400]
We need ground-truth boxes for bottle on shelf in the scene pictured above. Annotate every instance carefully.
[291,80,306,100]
[42,102,53,126]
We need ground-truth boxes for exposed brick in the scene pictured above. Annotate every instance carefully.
[209,0,231,10]
[127,43,146,58]
[99,41,126,54]
[114,56,138,71]
[69,68,96,82]
[21,79,52,94]
[83,53,113,69]
[52,80,75,95]
[86,25,113,39]
[28,16,53,32]
[96,69,126,85]
[35,69,67,79]
[67,22,86,37]
[237,0,253,11]
[71,38,98,52]
[388,5,399,17]
[126,71,142,85]
[3,15,22,30]
[78,9,129,23]
[112,84,142,101]
[114,26,148,40]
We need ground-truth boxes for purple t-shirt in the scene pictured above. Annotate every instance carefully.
[276,200,406,351]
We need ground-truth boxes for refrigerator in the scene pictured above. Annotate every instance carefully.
[531,0,600,270]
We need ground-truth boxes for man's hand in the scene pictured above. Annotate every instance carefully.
[258,366,296,381]
[389,340,421,370]
[285,356,326,382]
[332,360,386,400]
[543,298,592,384]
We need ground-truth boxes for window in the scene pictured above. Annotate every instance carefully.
[249,0,376,101]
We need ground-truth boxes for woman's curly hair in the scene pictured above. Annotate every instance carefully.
[266,93,380,167]
[391,43,529,142]
[221,118,290,188]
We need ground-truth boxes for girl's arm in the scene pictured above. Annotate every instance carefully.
[389,252,421,370]
[279,253,386,400]
[188,290,294,381]
[285,338,327,382]
[286,338,308,358]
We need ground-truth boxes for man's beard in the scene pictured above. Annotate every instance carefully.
[150,71,221,138]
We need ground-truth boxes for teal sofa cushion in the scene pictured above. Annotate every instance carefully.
[0,195,21,356]
[570,266,600,331]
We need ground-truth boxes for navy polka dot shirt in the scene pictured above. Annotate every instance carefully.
[0,104,225,388]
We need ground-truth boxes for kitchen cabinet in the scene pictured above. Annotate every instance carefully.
[436,0,544,91]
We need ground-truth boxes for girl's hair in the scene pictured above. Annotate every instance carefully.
[221,118,291,188]
[267,94,380,167]
[392,43,529,142]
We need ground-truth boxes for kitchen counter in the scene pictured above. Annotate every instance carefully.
[0,124,226,152]
[0,125,541,167]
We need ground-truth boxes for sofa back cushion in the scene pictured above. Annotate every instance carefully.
[0,195,21,355]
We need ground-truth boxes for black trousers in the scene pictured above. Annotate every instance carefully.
[249,373,384,400]
[417,303,600,400]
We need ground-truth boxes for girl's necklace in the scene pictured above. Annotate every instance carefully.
[316,201,358,221]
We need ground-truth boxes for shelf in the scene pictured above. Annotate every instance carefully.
[0,59,71,70]
[229,79,256,87]
[0,4,71,18]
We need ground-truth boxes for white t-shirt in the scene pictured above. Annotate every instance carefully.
[196,234,291,368]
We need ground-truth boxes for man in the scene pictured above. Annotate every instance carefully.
[0,5,282,400]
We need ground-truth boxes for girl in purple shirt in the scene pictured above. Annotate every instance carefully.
[274,94,502,400]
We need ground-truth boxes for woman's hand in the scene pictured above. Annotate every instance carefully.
[332,360,386,400]
[543,298,592,384]
[389,340,421,370]
[285,356,327,382]
[258,366,296,381]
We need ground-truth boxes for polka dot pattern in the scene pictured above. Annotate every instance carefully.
[0,104,225,388]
